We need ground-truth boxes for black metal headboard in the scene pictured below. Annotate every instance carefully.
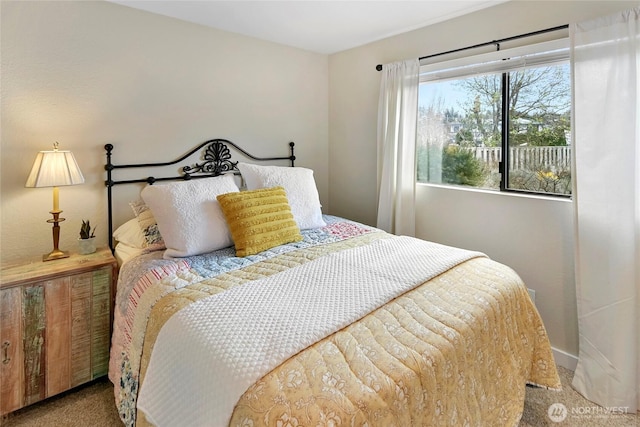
[104,138,295,253]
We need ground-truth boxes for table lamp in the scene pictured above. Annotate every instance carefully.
[25,142,85,261]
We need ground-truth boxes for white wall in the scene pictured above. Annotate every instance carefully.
[0,0,328,264]
[328,1,637,363]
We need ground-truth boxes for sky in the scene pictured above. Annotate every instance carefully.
[418,80,470,113]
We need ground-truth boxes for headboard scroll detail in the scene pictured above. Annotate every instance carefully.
[104,138,296,252]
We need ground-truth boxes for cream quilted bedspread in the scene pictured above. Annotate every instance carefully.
[110,217,560,427]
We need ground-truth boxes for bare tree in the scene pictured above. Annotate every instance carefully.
[456,65,570,146]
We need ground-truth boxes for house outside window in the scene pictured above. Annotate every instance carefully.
[417,39,571,197]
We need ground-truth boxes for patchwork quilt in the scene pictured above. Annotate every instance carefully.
[109,216,561,426]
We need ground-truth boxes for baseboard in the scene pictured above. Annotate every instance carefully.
[552,346,578,371]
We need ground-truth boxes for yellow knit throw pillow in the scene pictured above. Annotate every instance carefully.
[217,186,303,257]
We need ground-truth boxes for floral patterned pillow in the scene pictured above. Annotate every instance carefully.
[130,199,166,250]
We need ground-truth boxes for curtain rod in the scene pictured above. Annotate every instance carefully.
[375,24,568,71]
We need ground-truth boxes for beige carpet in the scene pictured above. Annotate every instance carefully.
[2,366,637,426]
[519,366,637,427]
[1,377,120,427]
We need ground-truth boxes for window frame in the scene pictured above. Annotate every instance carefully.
[417,38,572,199]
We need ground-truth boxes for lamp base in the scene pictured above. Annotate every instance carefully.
[43,249,69,262]
[43,208,68,262]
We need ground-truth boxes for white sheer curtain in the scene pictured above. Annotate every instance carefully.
[376,59,419,236]
[571,7,639,412]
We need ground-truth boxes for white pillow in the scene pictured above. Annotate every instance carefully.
[114,242,145,266]
[113,218,146,248]
[140,175,239,258]
[237,163,325,230]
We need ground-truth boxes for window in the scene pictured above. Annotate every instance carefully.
[417,39,571,197]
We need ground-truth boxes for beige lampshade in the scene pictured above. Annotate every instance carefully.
[25,147,85,188]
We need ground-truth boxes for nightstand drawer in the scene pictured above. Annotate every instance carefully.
[0,248,117,415]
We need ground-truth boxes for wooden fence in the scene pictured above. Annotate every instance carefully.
[467,146,571,171]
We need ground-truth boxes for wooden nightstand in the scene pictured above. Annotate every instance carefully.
[0,248,117,415]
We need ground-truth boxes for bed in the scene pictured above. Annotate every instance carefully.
[105,139,561,427]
